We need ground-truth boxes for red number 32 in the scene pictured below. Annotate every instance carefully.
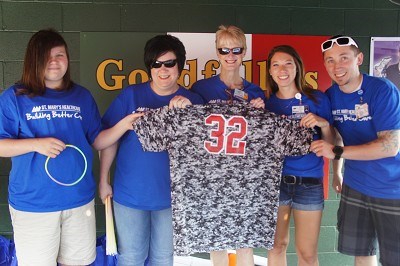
[204,114,248,156]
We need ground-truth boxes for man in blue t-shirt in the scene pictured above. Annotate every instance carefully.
[311,35,400,266]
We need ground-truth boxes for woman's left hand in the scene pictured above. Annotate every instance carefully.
[169,96,192,109]
[249,97,265,109]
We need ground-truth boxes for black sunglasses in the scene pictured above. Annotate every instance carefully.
[217,47,244,55]
[151,59,177,69]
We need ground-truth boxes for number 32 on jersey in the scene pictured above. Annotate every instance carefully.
[204,114,248,156]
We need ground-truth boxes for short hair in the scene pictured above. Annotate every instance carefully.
[17,28,72,96]
[323,35,361,56]
[266,45,317,103]
[144,34,186,76]
[215,25,247,50]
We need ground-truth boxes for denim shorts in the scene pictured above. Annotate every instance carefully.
[279,179,324,211]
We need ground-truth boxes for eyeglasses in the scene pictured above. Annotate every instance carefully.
[151,59,177,68]
[321,36,358,52]
[217,47,244,55]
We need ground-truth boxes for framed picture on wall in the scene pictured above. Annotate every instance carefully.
[370,37,400,89]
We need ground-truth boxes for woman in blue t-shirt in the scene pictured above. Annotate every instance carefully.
[265,45,334,266]
[97,34,203,266]
[0,29,102,266]
[191,25,265,266]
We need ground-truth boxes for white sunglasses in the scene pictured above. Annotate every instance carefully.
[321,36,358,52]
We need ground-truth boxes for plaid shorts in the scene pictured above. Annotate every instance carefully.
[337,184,400,266]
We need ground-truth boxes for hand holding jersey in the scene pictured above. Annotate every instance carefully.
[94,112,144,151]
[300,112,330,129]
[249,97,265,109]
[168,95,193,109]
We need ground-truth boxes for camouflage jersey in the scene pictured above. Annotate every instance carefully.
[133,102,313,256]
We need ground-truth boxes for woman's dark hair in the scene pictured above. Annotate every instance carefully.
[17,28,72,96]
[144,34,186,76]
[266,45,317,103]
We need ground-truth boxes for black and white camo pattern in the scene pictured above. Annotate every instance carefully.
[134,102,313,256]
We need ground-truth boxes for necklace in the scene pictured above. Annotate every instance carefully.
[276,92,302,109]
[282,98,296,109]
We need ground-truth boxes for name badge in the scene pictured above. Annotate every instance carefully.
[355,103,369,119]
[292,105,309,114]
[233,89,249,102]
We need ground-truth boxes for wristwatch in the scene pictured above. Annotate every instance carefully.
[332,146,344,160]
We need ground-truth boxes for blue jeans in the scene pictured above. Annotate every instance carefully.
[113,202,173,266]
[279,181,324,211]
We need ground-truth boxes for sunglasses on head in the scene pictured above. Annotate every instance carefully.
[217,47,244,55]
[151,59,177,69]
[321,36,358,52]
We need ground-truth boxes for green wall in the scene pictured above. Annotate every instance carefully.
[1,0,399,264]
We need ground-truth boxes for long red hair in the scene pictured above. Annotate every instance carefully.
[17,28,73,97]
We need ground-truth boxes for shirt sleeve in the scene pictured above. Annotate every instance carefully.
[316,92,334,124]
[133,106,175,152]
[188,92,204,105]
[84,92,102,145]
[370,82,400,132]
[190,80,208,103]
[101,89,129,129]
[180,88,204,105]
[244,81,267,101]
[0,89,19,139]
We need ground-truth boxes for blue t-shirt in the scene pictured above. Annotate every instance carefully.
[266,90,333,178]
[191,75,266,103]
[326,74,400,199]
[0,84,102,212]
[102,82,204,210]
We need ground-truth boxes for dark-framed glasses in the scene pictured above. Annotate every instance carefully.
[151,59,177,68]
[321,36,358,52]
[217,47,244,55]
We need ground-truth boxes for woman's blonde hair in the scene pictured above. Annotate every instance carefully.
[215,25,247,50]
